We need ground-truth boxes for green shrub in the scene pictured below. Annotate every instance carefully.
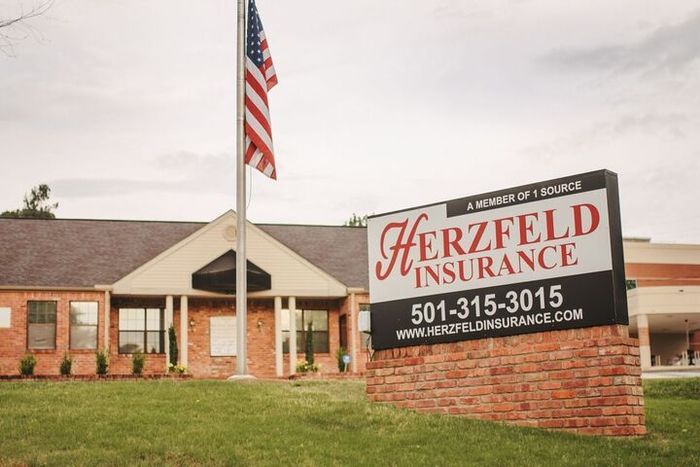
[168,363,187,374]
[95,349,109,376]
[168,325,178,366]
[296,360,319,373]
[305,322,314,366]
[60,353,72,376]
[132,352,145,376]
[19,354,37,376]
[336,347,348,372]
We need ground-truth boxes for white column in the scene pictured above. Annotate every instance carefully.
[165,295,174,371]
[274,296,283,377]
[104,290,111,351]
[180,296,188,368]
[349,293,358,373]
[637,314,651,370]
[289,296,297,375]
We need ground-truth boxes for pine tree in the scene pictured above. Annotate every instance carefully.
[305,322,314,365]
[168,325,178,366]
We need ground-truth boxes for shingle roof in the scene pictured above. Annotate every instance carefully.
[258,224,368,290]
[0,218,204,288]
[0,217,369,290]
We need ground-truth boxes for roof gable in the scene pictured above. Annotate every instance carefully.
[111,211,349,297]
[258,224,368,290]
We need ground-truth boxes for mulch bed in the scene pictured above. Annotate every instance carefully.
[1,373,366,382]
[0,374,192,381]
[288,372,364,381]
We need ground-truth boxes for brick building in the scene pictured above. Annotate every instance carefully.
[0,213,698,378]
[0,212,370,378]
[624,239,700,370]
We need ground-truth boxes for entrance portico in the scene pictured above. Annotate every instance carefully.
[628,286,700,370]
[103,211,359,378]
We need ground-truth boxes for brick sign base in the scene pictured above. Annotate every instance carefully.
[366,324,645,436]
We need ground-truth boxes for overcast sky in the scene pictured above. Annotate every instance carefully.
[2,0,699,243]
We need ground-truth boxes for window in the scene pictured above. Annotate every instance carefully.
[118,308,165,354]
[282,309,329,353]
[359,304,371,350]
[27,301,57,349]
[70,302,98,349]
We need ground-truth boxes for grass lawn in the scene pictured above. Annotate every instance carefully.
[0,378,699,466]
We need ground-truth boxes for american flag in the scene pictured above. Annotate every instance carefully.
[245,0,278,179]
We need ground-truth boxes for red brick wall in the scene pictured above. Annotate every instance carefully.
[0,290,105,376]
[108,352,167,376]
[625,263,700,287]
[185,298,277,379]
[110,296,339,378]
[366,324,646,436]
[1,291,350,378]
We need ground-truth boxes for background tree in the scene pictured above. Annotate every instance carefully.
[344,213,368,227]
[1,183,58,218]
[1,0,54,56]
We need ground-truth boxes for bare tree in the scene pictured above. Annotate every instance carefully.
[0,0,54,56]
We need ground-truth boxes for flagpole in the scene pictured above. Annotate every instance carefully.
[235,0,249,376]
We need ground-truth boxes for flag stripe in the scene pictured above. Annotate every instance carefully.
[245,100,272,141]
[245,118,273,154]
[245,64,269,104]
[244,0,277,180]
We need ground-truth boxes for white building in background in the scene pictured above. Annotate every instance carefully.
[625,239,700,370]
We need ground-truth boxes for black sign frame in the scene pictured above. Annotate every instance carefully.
[367,169,628,350]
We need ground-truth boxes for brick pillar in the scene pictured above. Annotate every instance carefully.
[366,324,646,436]
[637,314,651,369]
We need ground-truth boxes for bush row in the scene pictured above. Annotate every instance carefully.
[17,351,184,377]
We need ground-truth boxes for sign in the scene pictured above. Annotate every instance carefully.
[0,307,9,328]
[367,170,628,350]
[210,316,237,356]
[342,354,351,365]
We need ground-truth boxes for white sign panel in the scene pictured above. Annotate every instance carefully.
[210,316,237,357]
[369,189,611,303]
